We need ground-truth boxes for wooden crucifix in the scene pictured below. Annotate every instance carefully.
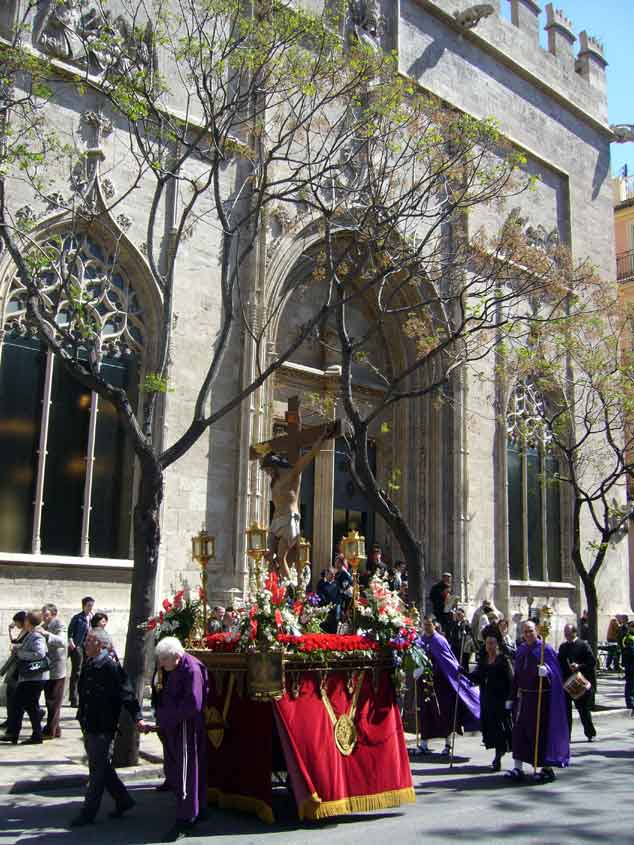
[250,396,341,580]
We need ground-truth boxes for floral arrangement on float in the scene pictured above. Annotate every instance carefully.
[139,588,203,643]
[201,570,430,676]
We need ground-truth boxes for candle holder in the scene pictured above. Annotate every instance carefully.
[342,529,366,628]
[246,521,268,594]
[192,528,216,635]
[296,536,311,600]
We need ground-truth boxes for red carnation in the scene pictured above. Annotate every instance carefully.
[162,598,172,611]
[274,609,283,627]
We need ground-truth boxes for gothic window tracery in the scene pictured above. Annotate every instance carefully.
[506,380,562,583]
[0,233,144,560]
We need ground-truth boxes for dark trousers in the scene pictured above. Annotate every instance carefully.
[565,690,596,739]
[3,677,18,728]
[8,680,45,739]
[44,678,65,737]
[82,732,132,819]
[606,644,621,671]
[69,647,83,705]
[624,666,634,707]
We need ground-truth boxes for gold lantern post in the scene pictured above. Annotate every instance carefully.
[246,522,268,593]
[342,529,366,628]
[296,536,311,600]
[192,528,216,637]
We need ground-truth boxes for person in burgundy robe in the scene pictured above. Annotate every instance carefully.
[416,616,480,754]
[153,637,209,842]
[506,620,569,783]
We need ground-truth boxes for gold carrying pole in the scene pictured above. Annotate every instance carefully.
[449,629,467,769]
[533,605,552,772]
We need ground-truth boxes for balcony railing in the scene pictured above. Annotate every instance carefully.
[617,249,634,282]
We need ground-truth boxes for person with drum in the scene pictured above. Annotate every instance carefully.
[558,623,596,742]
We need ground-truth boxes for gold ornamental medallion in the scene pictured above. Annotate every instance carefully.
[205,705,225,750]
[334,713,357,756]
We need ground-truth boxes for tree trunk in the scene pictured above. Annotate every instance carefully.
[580,571,599,655]
[113,457,164,767]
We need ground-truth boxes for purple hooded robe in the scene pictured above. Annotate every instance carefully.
[156,652,209,822]
[418,632,480,739]
[511,639,570,768]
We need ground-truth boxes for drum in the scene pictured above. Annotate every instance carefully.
[564,671,591,700]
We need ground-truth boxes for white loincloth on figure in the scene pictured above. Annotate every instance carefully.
[269,511,301,547]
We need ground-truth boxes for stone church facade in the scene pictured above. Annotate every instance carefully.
[0,0,631,661]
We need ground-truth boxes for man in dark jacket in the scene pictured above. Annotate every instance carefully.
[429,573,452,632]
[558,623,596,742]
[70,629,145,826]
[67,596,94,707]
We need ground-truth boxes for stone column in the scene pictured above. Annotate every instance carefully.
[312,437,335,573]
[508,0,541,42]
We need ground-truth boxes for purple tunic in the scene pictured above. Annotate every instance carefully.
[156,652,209,822]
[511,640,570,768]
[418,632,480,739]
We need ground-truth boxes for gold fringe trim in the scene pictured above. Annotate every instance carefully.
[207,787,274,824]
[299,786,416,820]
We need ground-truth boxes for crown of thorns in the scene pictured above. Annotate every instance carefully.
[261,452,292,470]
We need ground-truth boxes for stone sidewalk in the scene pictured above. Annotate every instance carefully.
[0,704,164,795]
[0,672,629,795]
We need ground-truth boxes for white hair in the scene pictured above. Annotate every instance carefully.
[88,628,112,649]
[155,636,185,661]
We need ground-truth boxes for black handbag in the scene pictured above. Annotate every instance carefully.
[19,655,50,674]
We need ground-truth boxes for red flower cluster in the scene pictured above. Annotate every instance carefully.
[276,633,380,653]
[265,572,286,607]
[205,633,240,652]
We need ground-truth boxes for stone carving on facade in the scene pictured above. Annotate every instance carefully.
[82,110,114,137]
[15,204,37,228]
[102,178,116,199]
[116,213,132,232]
[349,0,383,52]
[611,124,634,144]
[507,380,551,450]
[35,1,154,75]
[453,4,495,30]
[525,224,559,253]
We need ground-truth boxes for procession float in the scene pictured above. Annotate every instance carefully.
[142,398,428,822]
[144,522,427,824]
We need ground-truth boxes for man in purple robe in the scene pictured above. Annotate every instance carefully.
[415,616,480,754]
[505,620,569,783]
[151,637,209,842]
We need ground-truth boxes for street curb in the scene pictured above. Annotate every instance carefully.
[2,764,164,796]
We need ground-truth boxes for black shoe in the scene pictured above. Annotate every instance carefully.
[195,809,209,823]
[109,798,135,818]
[69,700,78,708]
[161,821,196,842]
[69,815,95,827]
[0,734,18,744]
[534,768,556,783]
[491,757,502,772]
[0,721,8,730]
[21,735,43,745]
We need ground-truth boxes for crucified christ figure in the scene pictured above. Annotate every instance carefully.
[260,425,335,580]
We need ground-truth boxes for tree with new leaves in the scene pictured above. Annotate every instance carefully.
[505,288,634,650]
[0,0,391,762]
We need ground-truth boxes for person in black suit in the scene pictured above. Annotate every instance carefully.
[558,623,596,742]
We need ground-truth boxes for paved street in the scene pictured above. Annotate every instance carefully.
[0,711,632,845]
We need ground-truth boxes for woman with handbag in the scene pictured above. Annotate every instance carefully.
[0,611,27,731]
[0,611,50,744]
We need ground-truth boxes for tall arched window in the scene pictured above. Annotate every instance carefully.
[0,232,145,559]
[507,381,562,582]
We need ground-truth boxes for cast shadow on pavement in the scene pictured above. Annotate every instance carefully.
[3,786,405,845]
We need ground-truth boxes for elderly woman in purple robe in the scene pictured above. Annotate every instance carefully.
[415,616,480,755]
[505,620,569,783]
[151,637,209,842]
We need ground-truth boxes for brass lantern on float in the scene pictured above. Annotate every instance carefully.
[246,522,268,593]
[296,536,311,600]
[191,528,216,639]
[342,529,365,571]
[342,529,365,628]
